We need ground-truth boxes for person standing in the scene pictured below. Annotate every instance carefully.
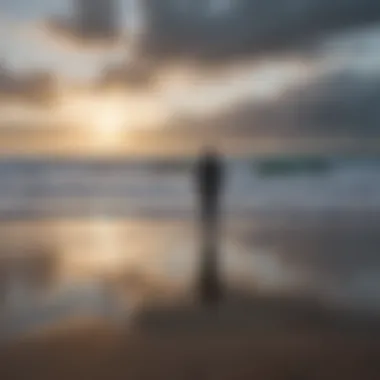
[195,148,225,309]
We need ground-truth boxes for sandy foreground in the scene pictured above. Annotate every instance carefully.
[1,297,380,380]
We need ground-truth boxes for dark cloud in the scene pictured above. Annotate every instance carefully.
[280,71,380,136]
[45,0,120,43]
[0,64,57,104]
[141,0,380,61]
[174,69,380,138]
[258,70,380,137]
[97,60,155,89]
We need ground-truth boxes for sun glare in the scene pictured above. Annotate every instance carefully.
[86,96,128,146]
[54,90,166,152]
[57,90,168,144]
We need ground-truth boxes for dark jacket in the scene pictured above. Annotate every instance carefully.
[196,152,224,205]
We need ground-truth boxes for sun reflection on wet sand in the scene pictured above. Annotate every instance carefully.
[2,210,380,342]
[0,218,263,340]
[0,219,197,341]
[58,219,129,277]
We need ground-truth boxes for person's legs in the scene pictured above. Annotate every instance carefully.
[198,194,223,308]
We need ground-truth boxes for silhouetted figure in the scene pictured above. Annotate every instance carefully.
[195,148,224,309]
[197,149,224,224]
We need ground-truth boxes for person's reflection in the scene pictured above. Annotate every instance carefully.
[195,148,225,309]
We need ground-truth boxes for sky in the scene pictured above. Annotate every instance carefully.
[1,0,380,155]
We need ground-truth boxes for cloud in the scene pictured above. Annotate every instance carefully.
[44,0,122,44]
[198,69,380,138]
[0,64,56,104]
[97,60,156,89]
[141,0,380,61]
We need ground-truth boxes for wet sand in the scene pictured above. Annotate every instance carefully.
[1,208,380,379]
[1,210,380,340]
[1,301,380,380]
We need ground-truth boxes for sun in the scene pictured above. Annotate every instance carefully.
[57,89,167,149]
[87,96,128,146]
[57,91,131,149]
